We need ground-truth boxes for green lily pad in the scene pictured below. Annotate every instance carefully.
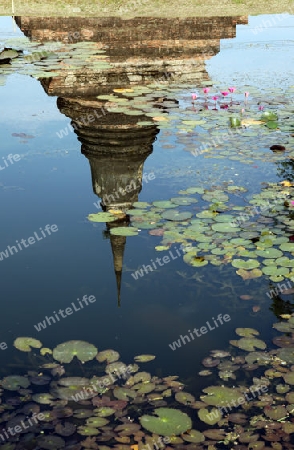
[32,393,55,404]
[175,391,195,405]
[37,436,65,449]
[264,405,288,420]
[182,429,205,443]
[230,337,266,351]
[183,253,208,267]
[113,387,137,400]
[126,209,148,216]
[161,210,192,221]
[14,337,42,352]
[280,243,294,252]
[256,248,283,258]
[212,223,240,233]
[230,117,241,127]
[110,227,138,236]
[96,349,120,363]
[261,111,278,121]
[1,375,30,391]
[266,121,278,129]
[262,266,289,276]
[152,201,177,209]
[213,214,235,223]
[86,417,109,427]
[134,354,156,362]
[232,259,260,270]
[170,197,198,206]
[77,426,100,436]
[94,407,116,417]
[278,348,294,364]
[198,408,221,425]
[53,340,98,363]
[196,211,217,219]
[0,49,19,60]
[235,328,259,337]
[140,408,192,436]
[200,386,243,407]
[133,202,150,208]
[88,212,117,223]
[282,371,294,385]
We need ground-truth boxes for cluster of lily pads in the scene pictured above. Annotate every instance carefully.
[94,84,294,165]
[88,180,294,284]
[0,36,110,84]
[2,314,294,449]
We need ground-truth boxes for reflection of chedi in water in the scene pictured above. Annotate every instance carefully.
[15,16,248,96]
[56,94,159,306]
[14,15,248,305]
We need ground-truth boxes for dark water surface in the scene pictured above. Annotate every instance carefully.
[0,13,294,449]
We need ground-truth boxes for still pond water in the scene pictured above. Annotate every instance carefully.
[0,13,294,449]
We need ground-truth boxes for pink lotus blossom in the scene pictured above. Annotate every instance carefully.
[203,87,210,94]
[258,105,264,110]
[220,104,228,109]
[291,201,294,205]
[212,96,219,101]
[191,93,197,100]
[221,91,229,97]
[228,87,236,93]
[244,92,249,98]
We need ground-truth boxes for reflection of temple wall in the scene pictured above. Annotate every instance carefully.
[57,97,158,211]
[15,15,248,96]
[15,16,248,44]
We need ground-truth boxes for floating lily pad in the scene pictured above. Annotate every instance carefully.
[230,337,266,351]
[77,426,100,436]
[96,349,120,363]
[198,408,221,425]
[86,417,109,427]
[200,386,242,407]
[232,259,260,270]
[170,197,198,206]
[134,354,156,362]
[37,436,65,449]
[152,201,177,209]
[182,429,205,443]
[14,337,42,352]
[88,212,117,223]
[175,391,195,405]
[161,210,192,221]
[184,253,208,267]
[256,248,283,258]
[278,348,294,364]
[212,223,240,232]
[235,328,259,337]
[140,408,192,436]
[1,375,30,391]
[280,243,294,252]
[53,341,98,363]
[110,227,138,236]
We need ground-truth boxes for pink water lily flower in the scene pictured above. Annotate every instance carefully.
[221,91,229,97]
[258,105,264,111]
[291,201,294,205]
[203,87,210,94]
[228,87,236,93]
[212,96,219,101]
[191,93,197,100]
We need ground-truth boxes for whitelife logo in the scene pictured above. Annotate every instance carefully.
[34,295,96,332]
[169,313,231,351]
[0,225,58,262]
